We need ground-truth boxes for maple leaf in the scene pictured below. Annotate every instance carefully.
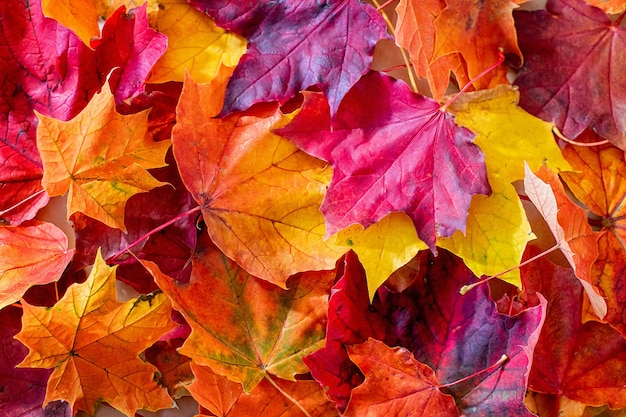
[306,250,545,415]
[439,85,571,284]
[0,220,74,310]
[92,3,168,104]
[191,0,390,117]
[14,249,176,417]
[514,0,626,149]
[343,338,459,417]
[520,246,626,409]
[148,0,246,84]
[144,338,193,399]
[432,0,521,90]
[277,71,491,250]
[0,306,72,417]
[142,234,336,392]
[331,212,428,299]
[395,0,469,101]
[172,74,344,287]
[188,362,339,417]
[36,82,171,232]
[524,163,605,318]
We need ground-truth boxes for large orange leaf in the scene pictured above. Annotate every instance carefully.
[395,0,469,100]
[141,235,335,392]
[172,74,344,287]
[524,163,604,318]
[343,339,458,417]
[36,82,171,232]
[433,0,520,90]
[14,249,176,417]
[0,220,74,310]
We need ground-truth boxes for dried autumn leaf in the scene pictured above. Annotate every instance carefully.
[189,362,339,417]
[277,71,490,251]
[14,249,176,417]
[191,0,390,117]
[172,74,344,287]
[36,82,171,232]
[515,0,626,149]
[148,0,246,83]
[331,212,428,299]
[524,163,604,318]
[142,235,335,392]
[521,246,626,409]
[344,339,458,417]
[439,85,571,284]
[432,0,520,90]
[0,220,74,310]
[395,0,470,101]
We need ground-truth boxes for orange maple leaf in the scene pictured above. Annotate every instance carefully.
[172,73,344,287]
[36,82,171,232]
[0,220,74,310]
[14,249,176,417]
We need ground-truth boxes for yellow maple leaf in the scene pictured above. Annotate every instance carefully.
[438,85,572,284]
[15,249,176,417]
[330,212,428,299]
[36,82,171,232]
[148,0,246,83]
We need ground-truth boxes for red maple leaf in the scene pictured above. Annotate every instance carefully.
[514,0,626,149]
[277,71,490,249]
[190,0,390,116]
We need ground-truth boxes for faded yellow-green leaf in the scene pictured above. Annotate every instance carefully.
[148,0,246,83]
[36,82,170,232]
[439,85,572,284]
[331,212,427,299]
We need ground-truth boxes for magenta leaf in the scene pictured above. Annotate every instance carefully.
[514,0,626,149]
[92,4,168,104]
[0,306,71,417]
[277,71,490,250]
[191,0,389,117]
[307,250,545,416]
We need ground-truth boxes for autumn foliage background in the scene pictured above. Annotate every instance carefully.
[2,0,626,416]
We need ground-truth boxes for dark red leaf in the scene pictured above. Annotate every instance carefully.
[191,0,390,117]
[277,71,490,250]
[514,0,626,149]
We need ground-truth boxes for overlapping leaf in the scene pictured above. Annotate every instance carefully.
[172,73,344,287]
[142,235,336,392]
[515,0,626,149]
[0,220,74,310]
[15,249,176,417]
[148,0,246,84]
[191,0,390,117]
[36,82,171,232]
[524,164,604,318]
[439,85,571,284]
[278,71,490,250]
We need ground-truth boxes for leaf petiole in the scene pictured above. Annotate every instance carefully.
[263,374,312,417]
[460,244,561,295]
[552,126,610,147]
[439,354,508,389]
[0,189,46,218]
[107,205,201,264]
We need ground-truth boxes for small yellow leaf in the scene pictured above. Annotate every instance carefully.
[148,0,247,83]
[36,82,170,232]
[331,212,428,299]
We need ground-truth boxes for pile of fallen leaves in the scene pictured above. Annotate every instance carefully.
[2,0,626,416]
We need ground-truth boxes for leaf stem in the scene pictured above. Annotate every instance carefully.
[0,189,46,218]
[460,243,561,295]
[371,0,420,93]
[614,9,626,26]
[552,126,610,147]
[376,0,395,10]
[107,205,201,264]
[439,354,508,389]
[263,374,312,417]
[441,48,505,112]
